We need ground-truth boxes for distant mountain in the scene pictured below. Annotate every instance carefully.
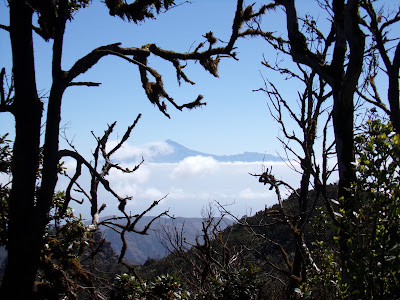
[148,139,281,163]
[100,216,234,264]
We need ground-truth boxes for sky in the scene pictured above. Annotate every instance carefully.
[0,0,298,155]
[0,1,396,219]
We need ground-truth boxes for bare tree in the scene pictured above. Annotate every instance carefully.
[159,205,256,297]
[250,0,363,211]
[221,60,336,298]
[235,0,399,293]
[358,1,400,132]
[61,114,170,259]
[56,115,176,296]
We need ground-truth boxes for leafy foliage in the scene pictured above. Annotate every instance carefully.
[202,265,262,300]
[105,0,176,22]
[111,272,190,299]
[304,117,400,299]
[37,192,123,299]
[0,136,123,298]
[33,0,178,38]
[113,266,264,300]
[34,0,91,40]
[343,118,400,298]
[0,134,11,247]
[0,134,11,175]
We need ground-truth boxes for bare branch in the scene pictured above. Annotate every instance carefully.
[108,114,141,158]
[66,43,149,83]
[58,149,126,204]
[62,0,256,119]
[275,0,332,84]
[63,160,83,214]
[67,82,101,87]
[0,68,5,110]
[127,195,170,232]
[0,68,14,114]
[356,88,390,115]
[0,24,9,32]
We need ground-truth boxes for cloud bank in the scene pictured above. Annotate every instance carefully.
[59,155,302,220]
[172,156,219,178]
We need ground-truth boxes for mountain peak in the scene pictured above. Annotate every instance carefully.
[149,140,281,163]
[165,139,187,149]
[121,139,280,163]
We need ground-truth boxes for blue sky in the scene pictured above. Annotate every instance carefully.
[1,1,345,157]
[1,0,290,157]
[1,1,397,155]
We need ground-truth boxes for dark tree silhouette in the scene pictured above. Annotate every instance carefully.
[235,0,399,296]
[0,0,255,297]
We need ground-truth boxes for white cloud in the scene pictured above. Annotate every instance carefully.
[238,187,271,200]
[60,157,303,220]
[62,158,77,172]
[167,187,212,201]
[141,187,165,200]
[167,187,192,200]
[116,183,139,197]
[0,173,11,185]
[107,141,173,161]
[171,155,219,178]
[108,163,151,185]
[112,159,301,217]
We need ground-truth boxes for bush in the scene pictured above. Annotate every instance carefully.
[111,273,190,300]
[305,118,400,299]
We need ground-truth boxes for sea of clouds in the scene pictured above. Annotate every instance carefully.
[59,141,304,221]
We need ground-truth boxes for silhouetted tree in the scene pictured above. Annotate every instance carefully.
[0,0,255,297]
[253,67,334,298]
[238,0,398,292]
[359,1,400,133]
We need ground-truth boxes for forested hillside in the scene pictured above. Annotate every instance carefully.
[99,216,234,264]
[135,185,338,298]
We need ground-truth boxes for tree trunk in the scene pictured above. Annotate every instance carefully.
[388,58,400,133]
[0,1,43,298]
[332,89,355,202]
[35,1,68,256]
